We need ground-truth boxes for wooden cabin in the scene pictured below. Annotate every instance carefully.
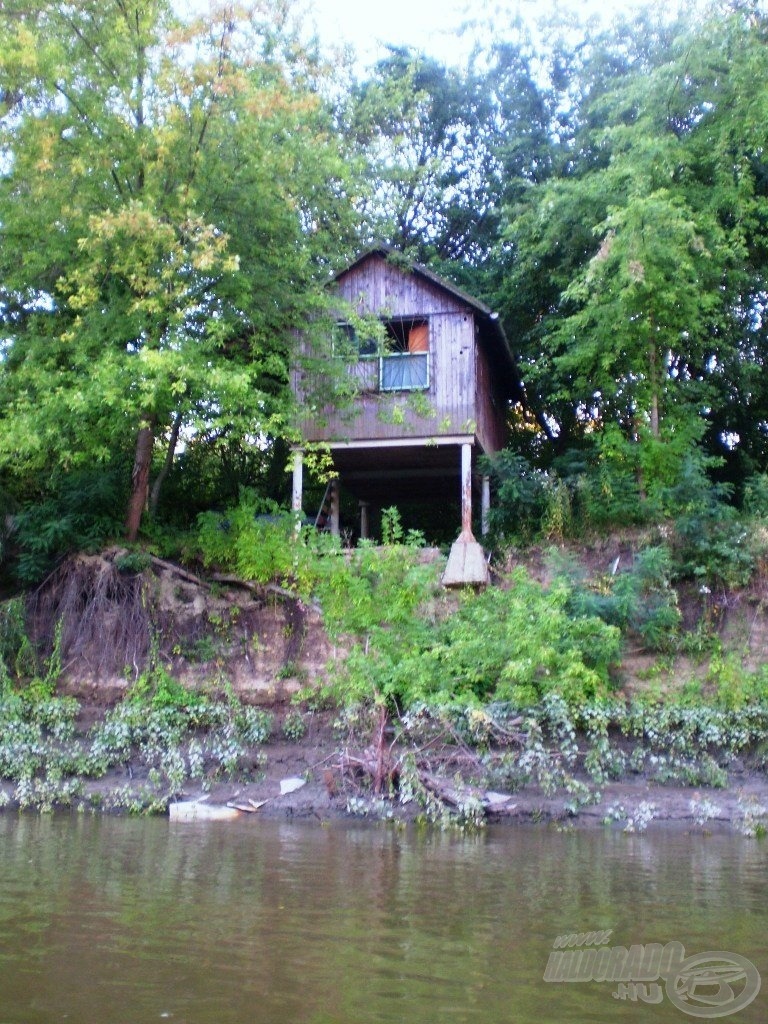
[291,247,520,582]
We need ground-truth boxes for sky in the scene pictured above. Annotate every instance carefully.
[179,1,679,70]
[304,0,664,67]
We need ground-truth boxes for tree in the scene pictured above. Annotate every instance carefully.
[496,4,768,485]
[0,0,357,543]
[343,35,564,296]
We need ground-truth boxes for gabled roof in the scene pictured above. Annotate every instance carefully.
[333,244,521,398]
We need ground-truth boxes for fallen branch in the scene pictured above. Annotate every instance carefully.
[150,556,210,589]
[210,573,306,605]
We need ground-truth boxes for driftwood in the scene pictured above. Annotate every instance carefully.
[419,772,472,808]
[331,708,522,820]
[150,555,210,589]
[420,773,516,814]
[210,573,311,606]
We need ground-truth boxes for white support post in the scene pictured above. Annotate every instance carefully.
[442,441,489,587]
[291,449,304,514]
[481,474,491,537]
[461,442,474,539]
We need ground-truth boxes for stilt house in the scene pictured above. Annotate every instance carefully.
[291,247,520,583]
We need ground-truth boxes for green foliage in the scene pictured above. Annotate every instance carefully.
[376,506,426,548]
[380,506,403,545]
[199,493,298,583]
[0,597,66,698]
[485,443,646,543]
[0,690,276,812]
[128,665,203,712]
[282,710,307,741]
[742,474,768,518]
[114,550,152,575]
[541,478,572,541]
[392,694,768,823]
[556,546,681,653]
[315,542,438,639]
[707,654,768,710]
[12,468,125,584]
[235,706,273,745]
[0,597,27,691]
[484,452,548,541]
[348,49,503,267]
[664,455,755,587]
[579,429,646,530]
[497,6,768,493]
[319,565,620,710]
[0,0,360,541]
[3,4,768,567]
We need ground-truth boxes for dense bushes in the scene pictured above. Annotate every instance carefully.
[5,467,127,586]
[197,494,621,709]
[485,443,768,592]
[328,570,620,710]
[552,546,682,653]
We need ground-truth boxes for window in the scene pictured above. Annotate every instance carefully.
[333,322,377,358]
[334,317,430,391]
[380,318,430,391]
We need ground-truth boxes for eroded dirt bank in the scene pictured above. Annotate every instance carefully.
[2,547,765,831]
[1,702,765,833]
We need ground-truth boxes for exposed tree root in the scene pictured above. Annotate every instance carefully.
[27,551,152,677]
[23,549,316,686]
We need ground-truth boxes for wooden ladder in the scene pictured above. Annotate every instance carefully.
[314,479,335,530]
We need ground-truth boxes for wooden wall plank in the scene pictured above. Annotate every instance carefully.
[299,252,484,445]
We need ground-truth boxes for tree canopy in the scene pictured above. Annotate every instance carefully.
[0,0,358,546]
[2,0,768,580]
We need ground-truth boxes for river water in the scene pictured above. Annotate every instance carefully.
[0,815,764,1024]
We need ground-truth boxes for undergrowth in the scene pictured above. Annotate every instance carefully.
[331,693,768,831]
[1,488,768,828]
[0,692,273,814]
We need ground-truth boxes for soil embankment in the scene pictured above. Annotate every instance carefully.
[3,546,767,831]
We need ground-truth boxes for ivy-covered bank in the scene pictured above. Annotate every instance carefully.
[0,692,765,834]
[1,504,768,832]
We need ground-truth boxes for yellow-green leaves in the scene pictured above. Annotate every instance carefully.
[0,1,358,542]
[63,203,237,324]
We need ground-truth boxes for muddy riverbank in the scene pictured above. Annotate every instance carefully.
[0,700,765,833]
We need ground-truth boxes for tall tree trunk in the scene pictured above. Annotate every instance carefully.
[125,415,156,542]
[648,337,660,439]
[149,410,183,517]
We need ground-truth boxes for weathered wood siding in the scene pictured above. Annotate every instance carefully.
[474,332,509,454]
[300,254,479,443]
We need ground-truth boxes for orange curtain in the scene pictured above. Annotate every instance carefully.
[408,322,429,352]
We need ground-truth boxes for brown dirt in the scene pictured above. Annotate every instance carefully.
[192,749,768,831]
[0,700,765,829]
[10,542,768,829]
[28,549,335,706]
[26,539,768,707]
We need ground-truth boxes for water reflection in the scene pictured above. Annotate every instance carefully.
[0,816,764,1023]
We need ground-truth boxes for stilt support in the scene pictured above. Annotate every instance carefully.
[291,449,304,514]
[442,442,489,587]
[329,478,340,537]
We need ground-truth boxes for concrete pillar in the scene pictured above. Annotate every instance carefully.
[330,478,340,537]
[291,449,303,514]
[359,501,370,540]
[481,474,491,537]
[442,441,489,587]
[461,441,474,539]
